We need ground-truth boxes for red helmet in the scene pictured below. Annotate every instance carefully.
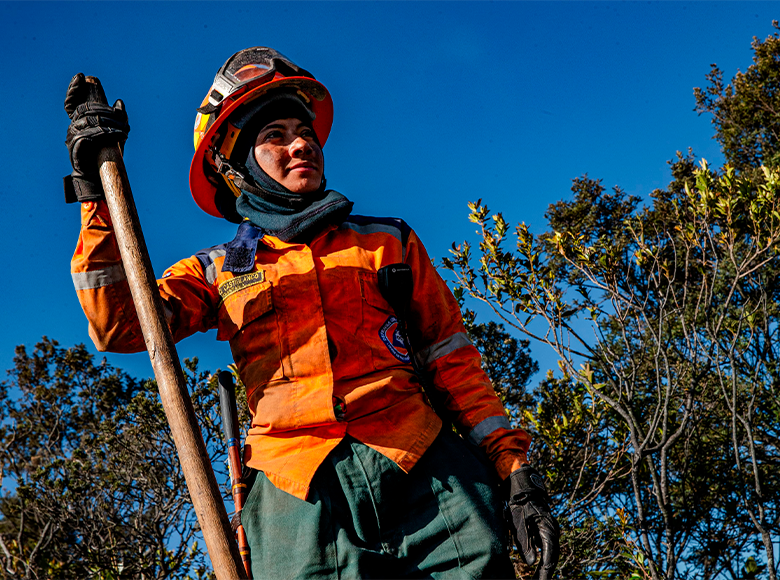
[190,47,333,219]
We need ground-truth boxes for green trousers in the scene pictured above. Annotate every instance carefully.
[242,430,515,579]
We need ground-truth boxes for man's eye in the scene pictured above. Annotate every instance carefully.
[263,130,282,141]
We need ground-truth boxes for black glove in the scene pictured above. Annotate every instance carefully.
[508,465,560,580]
[63,73,130,203]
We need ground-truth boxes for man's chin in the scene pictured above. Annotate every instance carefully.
[287,179,324,196]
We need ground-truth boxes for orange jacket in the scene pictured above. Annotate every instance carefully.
[72,201,531,499]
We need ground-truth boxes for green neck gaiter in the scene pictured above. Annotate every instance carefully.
[235,149,353,243]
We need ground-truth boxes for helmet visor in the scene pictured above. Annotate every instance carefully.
[233,63,273,82]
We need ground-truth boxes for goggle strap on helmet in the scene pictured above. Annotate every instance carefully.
[197,98,222,116]
[211,75,235,102]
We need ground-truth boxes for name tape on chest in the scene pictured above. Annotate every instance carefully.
[218,271,266,302]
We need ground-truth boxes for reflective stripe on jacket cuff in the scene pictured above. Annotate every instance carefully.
[415,332,472,368]
[468,415,512,446]
[72,263,126,290]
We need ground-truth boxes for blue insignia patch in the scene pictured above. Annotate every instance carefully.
[379,316,411,364]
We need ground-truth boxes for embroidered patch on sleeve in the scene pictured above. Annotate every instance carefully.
[218,270,266,303]
[379,316,411,364]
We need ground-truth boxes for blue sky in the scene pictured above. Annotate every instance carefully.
[1,1,777,386]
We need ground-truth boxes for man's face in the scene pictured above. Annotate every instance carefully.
[253,118,324,194]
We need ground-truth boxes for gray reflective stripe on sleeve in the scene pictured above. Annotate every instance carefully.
[468,415,512,446]
[414,332,473,368]
[204,249,227,285]
[341,222,405,261]
[71,264,126,290]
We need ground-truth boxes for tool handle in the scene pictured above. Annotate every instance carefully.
[217,371,253,578]
[85,76,246,579]
[218,371,240,444]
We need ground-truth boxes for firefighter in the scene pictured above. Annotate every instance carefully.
[64,47,559,579]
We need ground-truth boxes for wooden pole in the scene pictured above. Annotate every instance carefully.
[87,77,247,580]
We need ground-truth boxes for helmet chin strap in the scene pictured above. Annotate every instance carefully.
[211,149,311,210]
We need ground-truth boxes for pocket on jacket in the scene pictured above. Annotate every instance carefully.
[216,281,286,384]
[358,271,408,371]
[217,280,275,341]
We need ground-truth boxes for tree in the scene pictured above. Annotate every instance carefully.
[443,24,780,580]
[0,327,530,580]
[695,21,780,171]
[0,338,237,580]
